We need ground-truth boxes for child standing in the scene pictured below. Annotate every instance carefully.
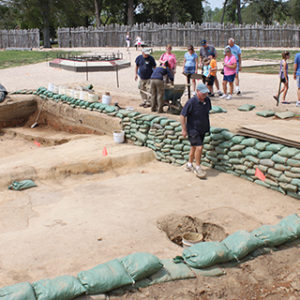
[202,57,211,84]
[207,54,217,96]
[274,51,290,104]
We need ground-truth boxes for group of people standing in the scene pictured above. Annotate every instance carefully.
[135,45,175,112]
[134,38,243,114]
[182,38,242,100]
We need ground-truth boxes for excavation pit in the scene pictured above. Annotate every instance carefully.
[157,214,227,247]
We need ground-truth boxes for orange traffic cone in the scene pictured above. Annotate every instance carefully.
[255,167,266,181]
[34,140,41,147]
[102,146,108,156]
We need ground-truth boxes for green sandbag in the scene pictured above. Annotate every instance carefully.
[275,111,295,119]
[237,104,256,111]
[255,142,270,151]
[210,127,225,134]
[241,138,258,147]
[256,110,275,117]
[231,144,245,151]
[134,132,147,143]
[291,179,300,187]
[279,214,300,238]
[77,259,132,295]
[8,180,37,191]
[252,224,295,247]
[182,241,231,268]
[287,159,300,167]
[271,154,287,164]
[221,230,264,261]
[120,253,163,282]
[0,282,36,300]
[258,151,273,159]
[278,147,300,158]
[146,259,224,285]
[33,276,86,300]
[221,130,234,140]
[210,106,227,114]
[231,136,245,144]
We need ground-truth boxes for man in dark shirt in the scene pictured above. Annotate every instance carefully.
[199,39,222,96]
[135,48,156,107]
[180,83,211,178]
[150,61,174,113]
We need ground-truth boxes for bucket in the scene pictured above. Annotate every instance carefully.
[113,130,125,144]
[182,232,203,248]
[102,92,111,105]
[58,86,65,95]
[48,83,54,92]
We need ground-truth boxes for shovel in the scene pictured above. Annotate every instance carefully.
[31,98,47,128]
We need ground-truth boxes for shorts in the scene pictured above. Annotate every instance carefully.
[207,75,215,86]
[188,133,205,146]
[184,66,196,74]
[297,76,300,88]
[280,77,288,83]
[223,74,236,83]
[236,62,240,74]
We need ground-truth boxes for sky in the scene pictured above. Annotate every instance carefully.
[206,0,224,9]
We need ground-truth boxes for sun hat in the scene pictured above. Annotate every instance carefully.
[196,83,209,93]
[142,48,151,55]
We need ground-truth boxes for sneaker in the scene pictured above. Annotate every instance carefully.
[139,103,146,107]
[296,101,300,107]
[282,101,291,104]
[237,91,241,95]
[219,94,227,99]
[217,90,223,96]
[185,163,194,172]
[226,94,232,100]
[194,166,207,178]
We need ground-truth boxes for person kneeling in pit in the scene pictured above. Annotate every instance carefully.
[180,83,211,179]
[150,61,174,113]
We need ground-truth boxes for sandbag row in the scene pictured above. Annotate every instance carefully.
[182,213,300,269]
[33,87,300,199]
[0,253,162,300]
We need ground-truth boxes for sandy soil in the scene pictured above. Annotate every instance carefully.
[0,47,300,299]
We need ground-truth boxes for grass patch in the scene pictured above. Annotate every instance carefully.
[242,63,295,75]
[152,49,297,74]
[0,50,82,69]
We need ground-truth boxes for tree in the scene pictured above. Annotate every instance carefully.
[245,0,288,25]
[136,0,204,24]
[221,0,242,24]
[289,0,300,23]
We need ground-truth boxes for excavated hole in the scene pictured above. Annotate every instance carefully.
[157,214,227,247]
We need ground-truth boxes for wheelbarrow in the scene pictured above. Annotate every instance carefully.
[140,83,185,115]
[163,84,186,115]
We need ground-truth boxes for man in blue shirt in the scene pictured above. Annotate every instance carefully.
[180,83,211,179]
[294,52,300,107]
[135,48,156,107]
[228,38,242,95]
[150,61,174,113]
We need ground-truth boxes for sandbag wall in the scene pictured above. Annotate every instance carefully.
[33,87,300,199]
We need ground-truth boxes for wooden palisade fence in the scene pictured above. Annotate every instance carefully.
[0,29,40,49]
[57,23,300,48]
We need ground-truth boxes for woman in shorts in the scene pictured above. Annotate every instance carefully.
[220,47,237,100]
[273,51,290,104]
[182,45,198,93]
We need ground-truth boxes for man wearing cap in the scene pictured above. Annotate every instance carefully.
[180,83,211,179]
[135,48,156,107]
[199,40,222,96]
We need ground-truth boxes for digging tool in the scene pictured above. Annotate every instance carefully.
[31,98,47,128]
[274,80,282,106]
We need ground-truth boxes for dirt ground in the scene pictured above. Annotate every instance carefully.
[0,47,300,299]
